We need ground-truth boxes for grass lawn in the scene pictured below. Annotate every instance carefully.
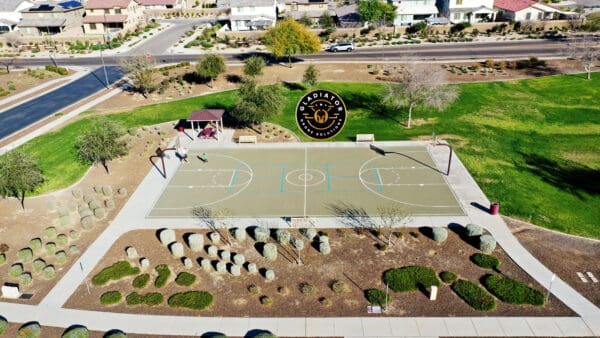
[14,73,600,238]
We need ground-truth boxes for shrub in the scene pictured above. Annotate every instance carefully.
[319,297,332,307]
[80,215,94,229]
[126,292,164,306]
[260,295,273,306]
[319,241,331,255]
[126,246,138,259]
[331,280,350,293]
[452,279,496,311]
[300,283,317,295]
[482,274,544,306]
[0,317,6,334]
[439,271,457,284]
[168,291,213,310]
[92,261,140,286]
[69,230,79,239]
[117,187,127,196]
[471,253,500,269]
[300,227,317,240]
[479,235,497,253]
[465,223,483,237]
[94,207,106,219]
[45,242,57,255]
[69,245,80,255]
[45,227,57,238]
[233,227,246,241]
[365,288,391,306]
[19,272,32,286]
[278,286,289,295]
[200,258,211,270]
[159,229,176,246]
[188,233,203,251]
[88,199,101,210]
[71,188,82,198]
[100,291,122,305]
[132,273,150,288]
[275,229,291,244]
[43,265,56,279]
[248,284,261,294]
[254,227,270,242]
[33,258,46,273]
[9,263,24,278]
[56,234,69,247]
[55,251,68,265]
[383,266,440,292]
[0,253,5,265]
[291,238,304,250]
[431,228,448,242]
[105,199,115,210]
[59,215,71,227]
[102,185,113,196]
[61,326,89,338]
[18,322,42,338]
[29,238,42,252]
[265,269,275,281]
[263,243,278,260]
[18,248,33,262]
[154,264,171,288]
[104,329,127,338]
[175,272,196,286]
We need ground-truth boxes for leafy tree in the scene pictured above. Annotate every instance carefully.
[0,150,44,208]
[357,0,396,26]
[302,64,320,87]
[383,67,459,128]
[231,78,284,126]
[319,13,336,30]
[297,15,313,27]
[196,53,226,88]
[263,18,321,68]
[76,118,129,174]
[243,55,266,78]
[119,55,158,98]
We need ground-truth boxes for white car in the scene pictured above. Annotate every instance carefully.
[328,42,354,52]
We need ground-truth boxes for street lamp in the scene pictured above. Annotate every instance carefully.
[99,46,110,89]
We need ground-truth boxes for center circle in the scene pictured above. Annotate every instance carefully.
[286,169,326,187]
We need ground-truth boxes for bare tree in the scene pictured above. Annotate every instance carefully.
[4,32,22,52]
[0,58,15,74]
[566,35,599,80]
[119,55,158,98]
[191,206,232,245]
[376,204,411,247]
[383,66,459,128]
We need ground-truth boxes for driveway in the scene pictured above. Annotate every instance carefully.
[127,19,216,56]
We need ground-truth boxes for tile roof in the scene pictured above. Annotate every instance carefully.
[187,109,225,121]
[0,0,32,12]
[83,14,128,23]
[18,18,66,27]
[138,0,179,5]
[493,0,536,12]
[85,0,134,9]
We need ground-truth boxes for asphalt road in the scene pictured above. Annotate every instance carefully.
[127,19,214,56]
[0,66,122,140]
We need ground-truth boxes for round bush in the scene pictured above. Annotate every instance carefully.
[175,272,196,286]
[132,273,150,288]
[9,263,23,278]
[300,283,317,295]
[254,227,270,242]
[260,295,273,306]
[117,187,128,196]
[102,185,113,196]
[45,242,57,255]
[82,193,94,203]
[233,253,245,266]
[59,215,71,227]
[29,238,42,252]
[71,188,82,199]
[69,245,81,255]
[209,231,221,243]
[100,291,122,305]
[207,245,218,257]
[439,271,458,284]
[80,215,94,230]
[465,223,483,237]
[88,199,101,210]
[216,261,227,273]
[104,329,127,338]
[331,280,350,293]
[230,264,241,276]
[168,291,213,310]
[55,250,68,265]
[275,229,291,244]
[319,241,331,255]
[45,227,57,238]
[452,279,496,311]
[33,258,46,273]
[159,229,176,246]
[105,199,116,210]
[300,227,317,240]
[291,238,305,250]
[56,234,69,247]
[233,227,246,241]
[19,272,32,286]
[383,266,440,292]
[263,243,278,260]
[365,288,391,306]
[94,207,107,219]
[69,230,79,239]
[18,322,42,338]
[471,253,500,269]
[18,248,33,262]
[0,316,7,334]
[265,269,275,281]
[432,227,448,242]
[220,250,230,261]
[43,265,56,279]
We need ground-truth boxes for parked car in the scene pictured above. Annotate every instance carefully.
[328,42,354,52]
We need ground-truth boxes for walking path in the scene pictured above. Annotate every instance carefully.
[27,139,600,337]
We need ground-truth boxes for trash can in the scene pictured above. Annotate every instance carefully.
[490,202,500,215]
[178,126,184,132]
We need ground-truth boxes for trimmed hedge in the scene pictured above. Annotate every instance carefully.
[439,271,458,284]
[0,316,7,334]
[62,326,89,338]
[365,288,391,306]
[126,292,164,306]
[451,279,496,311]
[154,264,171,288]
[132,273,150,288]
[100,291,122,305]
[483,274,545,306]
[92,261,140,286]
[383,266,440,292]
[168,291,213,310]
[175,272,196,286]
[18,322,42,337]
[471,253,500,270]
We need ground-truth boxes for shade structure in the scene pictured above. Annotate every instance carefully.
[186,109,225,141]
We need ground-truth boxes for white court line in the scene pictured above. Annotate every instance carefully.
[303,145,308,218]
[586,272,598,283]
[577,272,588,283]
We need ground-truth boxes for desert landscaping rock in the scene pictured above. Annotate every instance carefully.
[159,229,176,246]
[187,233,203,252]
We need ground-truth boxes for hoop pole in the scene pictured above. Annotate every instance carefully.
[435,142,453,176]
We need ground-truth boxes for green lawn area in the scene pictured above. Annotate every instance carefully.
[15,73,600,238]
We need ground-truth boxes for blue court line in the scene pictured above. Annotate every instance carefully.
[326,164,331,192]
[280,165,286,193]
[228,165,240,192]
[373,165,383,192]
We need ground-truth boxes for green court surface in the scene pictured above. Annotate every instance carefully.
[149,145,464,218]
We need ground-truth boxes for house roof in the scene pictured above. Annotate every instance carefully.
[85,0,134,9]
[187,109,225,121]
[0,0,32,12]
[493,0,536,12]
[229,0,275,7]
[138,0,179,5]
[451,5,494,13]
[83,14,128,23]
[334,3,356,17]
[18,18,66,27]
[287,9,333,19]
[23,1,83,13]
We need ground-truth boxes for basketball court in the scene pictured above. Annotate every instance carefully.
[148,144,464,218]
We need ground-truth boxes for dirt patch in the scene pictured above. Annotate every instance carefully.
[64,227,573,317]
[506,216,600,308]
[0,69,69,109]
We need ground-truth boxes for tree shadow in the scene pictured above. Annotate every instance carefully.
[325,201,374,233]
[182,71,209,85]
[418,226,433,240]
[518,152,600,199]
[523,66,560,77]
[282,81,306,91]
[226,74,242,83]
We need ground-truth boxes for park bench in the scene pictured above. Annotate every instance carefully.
[238,135,257,144]
[356,134,375,142]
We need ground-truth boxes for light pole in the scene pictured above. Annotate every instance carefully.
[99,46,110,89]
[546,273,556,303]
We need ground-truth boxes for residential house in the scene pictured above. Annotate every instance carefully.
[0,0,35,33]
[284,0,334,24]
[436,0,496,24]
[334,3,361,27]
[82,0,144,36]
[494,0,560,21]
[18,1,85,36]
[389,0,439,26]
[137,0,186,10]
[218,0,277,31]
